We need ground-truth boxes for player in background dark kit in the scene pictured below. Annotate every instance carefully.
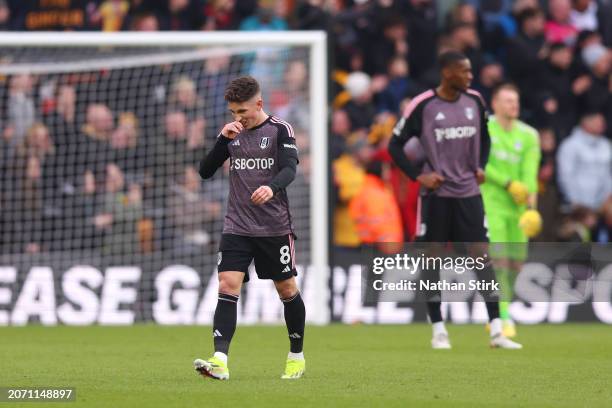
[194,76,306,380]
[388,51,522,350]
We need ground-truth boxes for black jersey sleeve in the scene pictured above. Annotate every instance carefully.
[198,134,231,179]
[467,90,491,168]
[267,122,299,194]
[388,98,425,180]
[466,89,491,169]
[478,100,491,169]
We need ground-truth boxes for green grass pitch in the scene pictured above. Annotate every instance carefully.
[1,324,610,407]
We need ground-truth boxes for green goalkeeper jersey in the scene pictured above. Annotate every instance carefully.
[481,116,541,217]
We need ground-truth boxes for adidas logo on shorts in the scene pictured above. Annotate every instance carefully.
[282,265,291,273]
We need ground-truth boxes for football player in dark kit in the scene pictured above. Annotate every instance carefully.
[388,51,522,350]
[194,76,305,380]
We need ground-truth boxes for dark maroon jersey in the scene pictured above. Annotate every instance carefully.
[392,89,490,198]
[221,116,298,236]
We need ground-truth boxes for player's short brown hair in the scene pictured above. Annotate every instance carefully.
[491,82,520,99]
[224,76,260,103]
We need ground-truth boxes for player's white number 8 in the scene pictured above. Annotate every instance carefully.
[279,245,291,265]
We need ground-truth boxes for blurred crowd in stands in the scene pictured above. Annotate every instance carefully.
[1,0,612,257]
[0,44,310,256]
[322,0,612,248]
[0,68,227,255]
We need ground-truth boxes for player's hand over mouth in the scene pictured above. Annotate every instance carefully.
[221,121,244,139]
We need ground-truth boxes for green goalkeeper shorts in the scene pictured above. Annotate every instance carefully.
[487,213,528,261]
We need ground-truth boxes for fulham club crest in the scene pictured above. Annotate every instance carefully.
[465,107,474,120]
[260,137,270,149]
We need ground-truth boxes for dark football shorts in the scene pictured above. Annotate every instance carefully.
[416,194,489,243]
[416,194,498,301]
[217,233,297,282]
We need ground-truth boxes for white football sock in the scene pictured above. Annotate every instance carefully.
[288,352,304,360]
[432,321,447,336]
[214,351,228,364]
[490,318,502,337]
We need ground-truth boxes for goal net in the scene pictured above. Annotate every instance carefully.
[0,32,328,326]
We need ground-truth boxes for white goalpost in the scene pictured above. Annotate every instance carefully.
[0,32,329,325]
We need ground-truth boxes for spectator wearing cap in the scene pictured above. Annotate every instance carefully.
[343,71,376,131]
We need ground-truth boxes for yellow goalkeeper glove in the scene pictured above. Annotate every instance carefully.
[519,209,542,238]
[506,181,529,205]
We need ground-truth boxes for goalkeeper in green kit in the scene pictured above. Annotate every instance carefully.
[481,83,542,338]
